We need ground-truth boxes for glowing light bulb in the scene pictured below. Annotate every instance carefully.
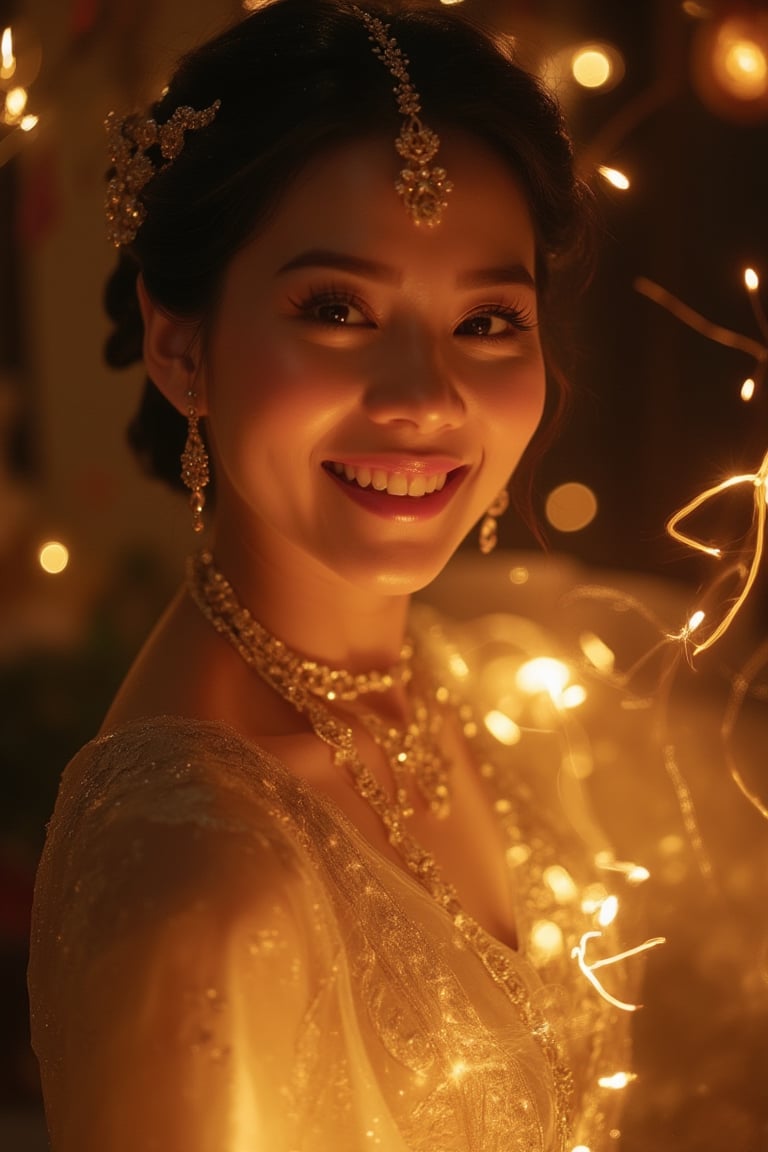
[579,631,616,675]
[598,895,619,927]
[742,377,756,401]
[598,1071,637,1090]
[745,267,760,291]
[448,652,469,679]
[723,37,767,98]
[571,1146,592,1152]
[0,27,14,80]
[483,710,521,746]
[20,113,37,132]
[562,684,588,709]
[4,85,27,120]
[38,541,69,575]
[544,865,579,904]
[516,657,570,698]
[531,919,564,960]
[598,165,630,190]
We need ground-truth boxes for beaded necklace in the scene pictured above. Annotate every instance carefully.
[186,549,574,1147]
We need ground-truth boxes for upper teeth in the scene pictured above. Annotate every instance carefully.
[330,462,448,497]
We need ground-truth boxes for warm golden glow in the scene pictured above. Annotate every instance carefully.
[721,35,768,99]
[595,853,651,886]
[667,448,768,654]
[531,919,565,960]
[598,164,630,190]
[571,1146,592,1152]
[572,931,666,1012]
[598,1071,637,1090]
[741,376,756,401]
[483,710,521,746]
[448,652,469,679]
[0,27,14,80]
[38,541,70,575]
[4,84,27,119]
[572,46,613,89]
[562,684,588,709]
[508,565,529,586]
[544,865,579,904]
[579,631,616,675]
[516,657,569,697]
[545,482,598,532]
[597,895,619,928]
[745,267,760,291]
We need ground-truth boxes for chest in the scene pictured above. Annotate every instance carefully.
[259,720,518,951]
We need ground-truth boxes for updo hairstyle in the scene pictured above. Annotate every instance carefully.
[104,0,592,499]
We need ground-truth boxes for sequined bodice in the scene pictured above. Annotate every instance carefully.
[29,613,634,1152]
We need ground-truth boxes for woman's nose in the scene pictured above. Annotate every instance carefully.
[363,330,466,433]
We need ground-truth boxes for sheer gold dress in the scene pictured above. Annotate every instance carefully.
[28,609,635,1151]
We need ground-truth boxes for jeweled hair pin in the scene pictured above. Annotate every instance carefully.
[353,6,452,227]
[105,100,221,247]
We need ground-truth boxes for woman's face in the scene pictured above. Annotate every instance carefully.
[200,132,546,595]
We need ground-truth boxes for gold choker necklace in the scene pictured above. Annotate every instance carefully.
[186,550,451,819]
[185,549,574,1145]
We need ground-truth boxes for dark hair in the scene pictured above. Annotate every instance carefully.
[104,0,592,512]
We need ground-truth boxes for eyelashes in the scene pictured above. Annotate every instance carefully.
[288,284,376,328]
[288,282,538,341]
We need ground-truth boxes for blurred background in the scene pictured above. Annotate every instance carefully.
[1,0,767,1148]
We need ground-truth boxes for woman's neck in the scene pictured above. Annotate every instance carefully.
[208,530,412,672]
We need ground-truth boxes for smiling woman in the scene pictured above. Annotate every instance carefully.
[25,4,638,1152]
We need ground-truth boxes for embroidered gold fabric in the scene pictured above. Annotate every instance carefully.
[29,609,634,1151]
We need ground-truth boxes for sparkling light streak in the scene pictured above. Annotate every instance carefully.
[666,449,768,655]
[598,165,630,190]
[598,1071,637,1090]
[572,931,666,1012]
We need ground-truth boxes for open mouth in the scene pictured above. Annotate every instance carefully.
[324,461,458,498]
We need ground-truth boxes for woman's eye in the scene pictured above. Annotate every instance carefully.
[455,308,535,339]
[314,301,370,326]
[291,290,375,328]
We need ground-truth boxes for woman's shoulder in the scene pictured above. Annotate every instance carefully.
[35,717,326,942]
[57,713,301,830]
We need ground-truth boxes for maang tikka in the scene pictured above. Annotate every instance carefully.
[353,6,452,227]
[180,391,210,534]
[479,488,509,555]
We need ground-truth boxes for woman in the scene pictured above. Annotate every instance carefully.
[29,2,636,1148]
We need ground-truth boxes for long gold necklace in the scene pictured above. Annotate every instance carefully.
[186,550,574,1147]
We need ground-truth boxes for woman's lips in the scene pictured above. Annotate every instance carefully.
[322,459,469,521]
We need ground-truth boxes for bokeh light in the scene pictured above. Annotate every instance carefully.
[545,482,599,532]
[571,43,623,90]
[38,541,69,575]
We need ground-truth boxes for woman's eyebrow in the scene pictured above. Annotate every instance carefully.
[457,263,536,289]
[277,249,401,283]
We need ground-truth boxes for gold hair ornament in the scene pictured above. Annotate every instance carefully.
[353,6,452,227]
[105,100,221,247]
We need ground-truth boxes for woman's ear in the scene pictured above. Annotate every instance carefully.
[136,275,207,416]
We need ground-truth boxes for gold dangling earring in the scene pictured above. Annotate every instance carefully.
[478,487,509,555]
[180,390,210,534]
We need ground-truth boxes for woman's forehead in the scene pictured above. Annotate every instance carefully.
[238,132,537,279]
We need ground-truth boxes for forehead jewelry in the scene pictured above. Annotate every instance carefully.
[105,99,221,247]
[353,6,452,227]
